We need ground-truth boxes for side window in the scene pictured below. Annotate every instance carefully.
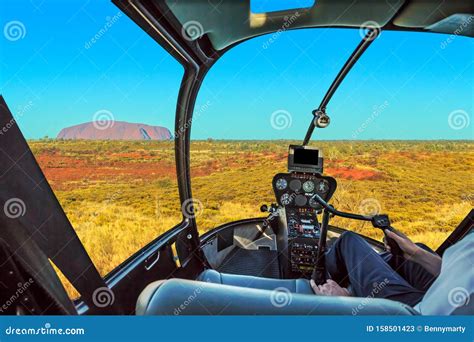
[0,2,184,295]
[328,31,473,248]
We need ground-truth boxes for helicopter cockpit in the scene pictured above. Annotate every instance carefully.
[135,143,416,315]
[0,0,472,318]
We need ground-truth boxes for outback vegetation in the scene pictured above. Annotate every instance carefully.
[29,139,473,296]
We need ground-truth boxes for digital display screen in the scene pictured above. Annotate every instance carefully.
[293,148,319,165]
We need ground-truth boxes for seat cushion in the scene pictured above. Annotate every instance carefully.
[136,278,418,315]
[198,269,314,294]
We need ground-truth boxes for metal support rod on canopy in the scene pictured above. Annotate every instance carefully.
[303,28,380,145]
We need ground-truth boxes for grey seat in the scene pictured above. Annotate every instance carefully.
[136,270,417,315]
[197,269,314,294]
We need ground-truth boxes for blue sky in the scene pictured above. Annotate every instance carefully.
[0,0,472,140]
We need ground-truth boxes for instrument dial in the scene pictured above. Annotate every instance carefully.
[280,193,292,206]
[302,180,315,193]
[295,194,307,207]
[317,180,329,194]
[289,179,302,191]
[275,178,288,190]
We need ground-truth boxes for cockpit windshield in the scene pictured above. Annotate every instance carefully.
[190,28,473,248]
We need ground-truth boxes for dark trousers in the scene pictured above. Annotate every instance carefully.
[325,231,437,306]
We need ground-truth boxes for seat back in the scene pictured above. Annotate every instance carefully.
[137,278,418,315]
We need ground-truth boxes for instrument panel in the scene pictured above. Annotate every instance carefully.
[272,172,337,210]
[273,172,337,276]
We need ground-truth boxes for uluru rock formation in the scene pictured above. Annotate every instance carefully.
[57,121,172,140]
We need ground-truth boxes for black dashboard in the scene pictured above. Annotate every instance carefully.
[272,172,337,276]
[272,173,337,209]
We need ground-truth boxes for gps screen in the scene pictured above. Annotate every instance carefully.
[294,148,319,165]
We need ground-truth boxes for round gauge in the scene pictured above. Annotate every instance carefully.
[289,179,302,191]
[280,193,292,206]
[317,180,329,194]
[309,197,321,209]
[275,178,288,190]
[295,194,307,207]
[302,180,315,193]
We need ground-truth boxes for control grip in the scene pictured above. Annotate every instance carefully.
[382,227,403,257]
[371,215,403,258]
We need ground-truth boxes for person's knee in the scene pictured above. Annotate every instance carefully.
[340,231,360,242]
[335,231,363,248]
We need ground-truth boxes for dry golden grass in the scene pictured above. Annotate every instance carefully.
[191,141,473,247]
[28,139,473,297]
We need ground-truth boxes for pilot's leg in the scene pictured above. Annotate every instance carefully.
[388,243,438,292]
[325,231,425,306]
